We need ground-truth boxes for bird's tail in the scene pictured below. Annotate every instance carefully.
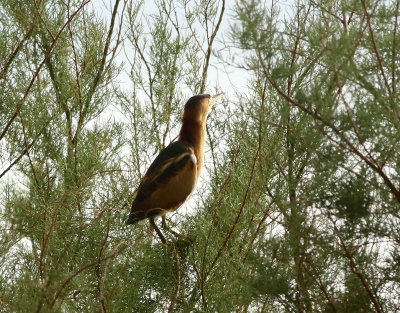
[126,208,165,225]
[126,201,147,225]
[125,213,142,225]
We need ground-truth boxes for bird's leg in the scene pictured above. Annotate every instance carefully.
[161,215,182,238]
[149,217,166,244]
[161,215,168,228]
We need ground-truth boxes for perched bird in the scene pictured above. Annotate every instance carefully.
[126,93,224,227]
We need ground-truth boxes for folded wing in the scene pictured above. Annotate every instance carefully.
[126,140,197,224]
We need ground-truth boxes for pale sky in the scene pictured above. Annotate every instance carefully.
[91,0,251,99]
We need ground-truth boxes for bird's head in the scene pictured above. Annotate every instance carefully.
[183,93,225,122]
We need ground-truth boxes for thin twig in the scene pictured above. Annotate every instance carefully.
[255,47,400,203]
[199,0,225,93]
[0,25,35,79]
[199,145,240,307]
[361,0,393,101]
[0,0,90,142]
[50,242,127,307]
[74,0,122,144]
[96,223,110,313]
[328,215,383,313]
[167,245,181,313]
[206,130,261,279]
[392,0,400,97]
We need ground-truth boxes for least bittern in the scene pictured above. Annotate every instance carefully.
[126,93,224,240]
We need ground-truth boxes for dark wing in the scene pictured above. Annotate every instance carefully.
[126,140,196,224]
[142,141,194,184]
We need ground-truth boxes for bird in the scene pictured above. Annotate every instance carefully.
[126,93,224,233]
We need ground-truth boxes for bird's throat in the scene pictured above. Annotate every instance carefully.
[179,118,206,178]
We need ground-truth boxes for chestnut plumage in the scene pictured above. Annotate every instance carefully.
[126,93,224,225]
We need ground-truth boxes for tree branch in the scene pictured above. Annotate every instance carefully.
[0,0,91,142]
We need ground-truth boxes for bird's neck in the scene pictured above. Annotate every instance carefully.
[179,118,206,177]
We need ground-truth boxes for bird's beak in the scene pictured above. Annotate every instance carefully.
[209,93,225,107]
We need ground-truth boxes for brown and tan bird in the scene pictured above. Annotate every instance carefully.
[126,93,224,226]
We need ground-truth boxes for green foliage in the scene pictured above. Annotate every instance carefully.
[1,0,400,312]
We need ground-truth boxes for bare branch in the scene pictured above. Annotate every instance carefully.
[199,0,225,93]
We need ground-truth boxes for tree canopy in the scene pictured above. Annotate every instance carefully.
[1,0,400,312]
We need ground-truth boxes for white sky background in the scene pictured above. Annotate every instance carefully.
[91,0,251,96]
